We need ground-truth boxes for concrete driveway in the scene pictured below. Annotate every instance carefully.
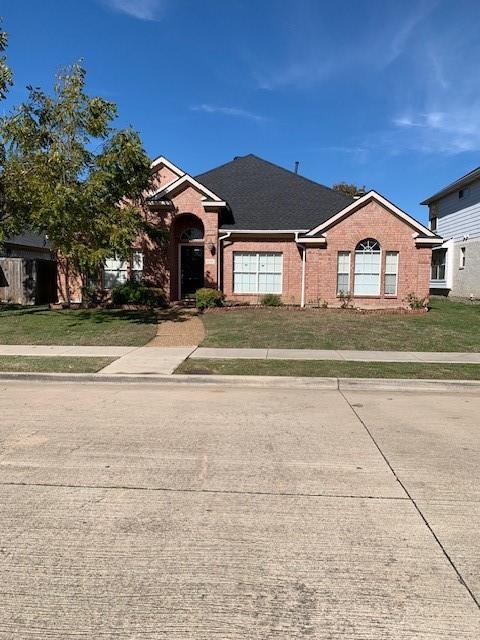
[0,380,479,638]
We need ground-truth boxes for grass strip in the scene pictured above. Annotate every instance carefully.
[0,356,116,373]
[176,358,480,380]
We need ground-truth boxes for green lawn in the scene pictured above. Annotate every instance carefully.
[0,305,157,346]
[177,358,480,380]
[201,298,480,352]
[0,356,115,373]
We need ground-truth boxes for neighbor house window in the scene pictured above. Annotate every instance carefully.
[431,249,446,280]
[354,239,381,296]
[104,252,128,288]
[459,188,469,199]
[460,247,466,269]
[233,252,283,294]
[131,249,144,282]
[430,216,437,232]
[336,252,351,294]
[384,252,399,295]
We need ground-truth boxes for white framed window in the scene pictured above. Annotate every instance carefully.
[233,252,283,294]
[354,239,381,296]
[104,252,128,289]
[384,251,399,295]
[460,247,466,269]
[131,249,144,282]
[431,249,446,280]
[336,252,351,294]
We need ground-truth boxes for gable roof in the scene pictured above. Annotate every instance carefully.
[421,166,480,205]
[306,190,438,239]
[195,154,354,230]
[148,173,225,203]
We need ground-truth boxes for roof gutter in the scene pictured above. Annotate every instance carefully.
[217,231,232,291]
[295,232,307,308]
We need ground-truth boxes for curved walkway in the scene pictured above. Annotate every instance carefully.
[146,307,205,347]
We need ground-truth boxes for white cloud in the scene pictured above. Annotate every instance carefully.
[191,104,267,123]
[252,1,436,90]
[101,0,165,21]
[392,107,480,154]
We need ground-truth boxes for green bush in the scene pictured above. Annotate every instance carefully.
[111,281,165,307]
[195,288,224,310]
[260,294,282,306]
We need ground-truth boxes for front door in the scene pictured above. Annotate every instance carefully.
[180,245,204,298]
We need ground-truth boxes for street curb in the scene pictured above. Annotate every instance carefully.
[0,371,480,392]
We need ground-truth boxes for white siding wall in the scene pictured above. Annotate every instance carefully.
[435,177,480,241]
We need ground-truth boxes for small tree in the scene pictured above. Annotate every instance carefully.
[1,62,152,302]
[332,182,366,198]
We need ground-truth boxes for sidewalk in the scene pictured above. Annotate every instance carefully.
[190,347,480,364]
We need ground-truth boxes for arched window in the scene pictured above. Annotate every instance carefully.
[354,238,381,295]
[180,227,203,242]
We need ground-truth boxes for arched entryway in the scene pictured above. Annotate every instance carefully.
[173,214,205,299]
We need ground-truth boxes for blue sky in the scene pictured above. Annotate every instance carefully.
[2,0,480,222]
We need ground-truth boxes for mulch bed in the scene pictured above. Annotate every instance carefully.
[204,304,428,316]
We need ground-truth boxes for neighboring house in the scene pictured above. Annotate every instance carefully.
[422,166,480,299]
[0,232,57,305]
[60,154,441,308]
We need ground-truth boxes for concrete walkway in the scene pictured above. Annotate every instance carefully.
[97,346,195,375]
[191,347,480,364]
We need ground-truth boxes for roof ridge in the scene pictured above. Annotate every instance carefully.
[197,153,353,202]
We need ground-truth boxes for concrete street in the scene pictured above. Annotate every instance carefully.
[0,380,479,638]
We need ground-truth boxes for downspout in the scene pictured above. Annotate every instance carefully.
[295,232,306,308]
[217,231,232,292]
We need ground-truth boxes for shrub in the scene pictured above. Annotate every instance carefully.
[338,291,353,309]
[111,281,165,307]
[195,288,224,310]
[406,292,428,310]
[260,293,282,306]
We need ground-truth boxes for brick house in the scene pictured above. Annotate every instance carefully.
[61,154,442,308]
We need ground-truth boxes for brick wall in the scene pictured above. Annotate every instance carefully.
[222,201,432,308]
[305,200,432,308]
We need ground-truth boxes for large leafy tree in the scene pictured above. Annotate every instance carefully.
[0,19,14,241]
[1,62,152,300]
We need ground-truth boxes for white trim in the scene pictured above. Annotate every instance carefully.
[415,237,443,245]
[306,191,436,238]
[150,156,185,177]
[296,236,326,244]
[203,200,227,208]
[227,229,308,234]
[154,174,224,202]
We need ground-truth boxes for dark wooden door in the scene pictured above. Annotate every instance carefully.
[180,245,204,298]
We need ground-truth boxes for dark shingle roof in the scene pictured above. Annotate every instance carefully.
[195,154,354,230]
[421,166,480,205]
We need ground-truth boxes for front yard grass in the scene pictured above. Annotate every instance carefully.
[0,305,157,346]
[201,298,480,352]
[0,356,115,373]
[176,358,480,380]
